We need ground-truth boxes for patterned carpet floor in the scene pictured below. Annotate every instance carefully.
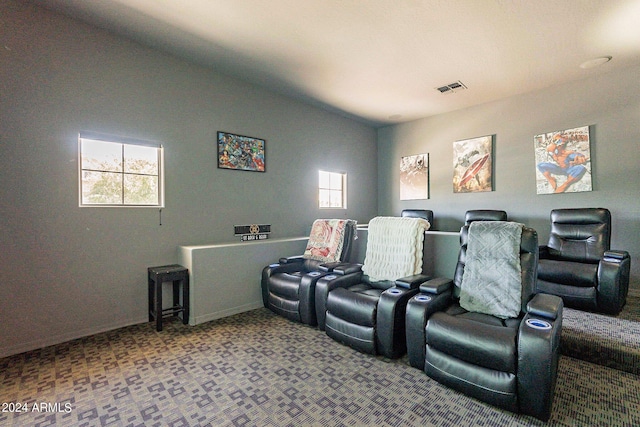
[561,294,640,375]
[1,305,639,427]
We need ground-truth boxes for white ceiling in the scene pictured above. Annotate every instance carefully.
[40,0,640,127]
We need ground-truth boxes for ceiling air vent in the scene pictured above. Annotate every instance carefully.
[436,80,467,94]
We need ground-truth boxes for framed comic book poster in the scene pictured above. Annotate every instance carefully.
[400,153,429,200]
[217,131,266,172]
[534,126,591,194]
[453,135,493,193]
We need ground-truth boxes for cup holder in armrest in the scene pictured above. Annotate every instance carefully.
[526,318,552,330]
[414,295,432,302]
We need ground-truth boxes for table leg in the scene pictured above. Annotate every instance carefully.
[155,276,163,332]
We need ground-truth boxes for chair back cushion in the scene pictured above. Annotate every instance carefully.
[459,221,523,319]
[361,216,430,282]
[548,208,610,263]
[303,219,356,263]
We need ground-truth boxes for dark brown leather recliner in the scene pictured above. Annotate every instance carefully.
[261,219,357,326]
[537,208,630,314]
[405,221,563,421]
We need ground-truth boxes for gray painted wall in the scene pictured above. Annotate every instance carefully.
[378,64,640,291]
[0,2,377,357]
[2,1,638,358]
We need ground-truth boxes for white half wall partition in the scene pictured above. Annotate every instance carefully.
[178,237,308,325]
[178,227,461,327]
[423,231,461,278]
[352,226,460,279]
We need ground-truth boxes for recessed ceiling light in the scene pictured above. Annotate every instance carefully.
[579,56,612,69]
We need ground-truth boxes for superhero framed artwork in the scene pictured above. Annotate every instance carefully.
[217,131,266,172]
[400,153,429,200]
[534,126,591,194]
[453,135,493,193]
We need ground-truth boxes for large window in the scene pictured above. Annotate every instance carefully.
[319,170,347,209]
[79,132,164,207]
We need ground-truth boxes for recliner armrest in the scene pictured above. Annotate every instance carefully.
[332,263,363,275]
[279,256,305,264]
[318,261,342,272]
[603,250,630,262]
[598,249,631,314]
[405,283,453,369]
[395,274,431,289]
[418,277,453,295]
[518,301,563,421]
[527,293,563,320]
[377,285,421,358]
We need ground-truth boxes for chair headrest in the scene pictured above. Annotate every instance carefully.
[464,210,507,225]
[550,208,610,226]
[401,209,434,224]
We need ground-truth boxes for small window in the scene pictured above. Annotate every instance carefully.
[79,132,164,207]
[319,170,347,209]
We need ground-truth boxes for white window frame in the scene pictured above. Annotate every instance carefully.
[318,170,347,209]
[78,131,164,207]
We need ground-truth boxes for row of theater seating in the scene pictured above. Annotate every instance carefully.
[261,208,630,422]
[402,207,631,315]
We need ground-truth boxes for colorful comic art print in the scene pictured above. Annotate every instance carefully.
[218,131,266,172]
[534,126,591,194]
[453,135,493,193]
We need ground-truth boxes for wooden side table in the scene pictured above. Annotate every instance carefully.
[148,264,189,331]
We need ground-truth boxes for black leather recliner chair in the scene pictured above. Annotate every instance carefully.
[261,219,356,326]
[406,221,563,421]
[537,208,630,314]
[315,216,431,358]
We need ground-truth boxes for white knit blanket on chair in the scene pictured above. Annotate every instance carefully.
[362,216,430,282]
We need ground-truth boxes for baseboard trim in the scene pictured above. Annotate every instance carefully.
[191,301,264,326]
[0,316,148,360]
[1,302,266,359]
